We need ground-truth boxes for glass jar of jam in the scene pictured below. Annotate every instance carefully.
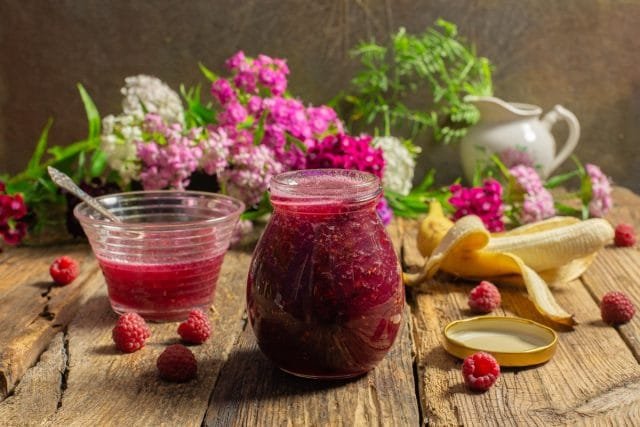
[247,169,404,379]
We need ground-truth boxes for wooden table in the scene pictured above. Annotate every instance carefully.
[1,187,639,426]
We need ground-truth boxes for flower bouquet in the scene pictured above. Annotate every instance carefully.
[1,51,421,246]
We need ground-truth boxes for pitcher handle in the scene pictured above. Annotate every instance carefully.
[542,105,580,174]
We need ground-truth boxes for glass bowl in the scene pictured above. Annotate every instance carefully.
[74,190,244,321]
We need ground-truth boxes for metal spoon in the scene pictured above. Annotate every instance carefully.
[47,166,121,222]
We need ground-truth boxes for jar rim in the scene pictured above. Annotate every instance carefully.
[270,169,381,204]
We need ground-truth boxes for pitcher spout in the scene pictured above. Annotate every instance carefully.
[465,95,542,124]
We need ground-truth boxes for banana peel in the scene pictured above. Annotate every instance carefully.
[405,202,614,326]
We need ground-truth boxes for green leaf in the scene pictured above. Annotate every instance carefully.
[198,62,219,82]
[554,202,582,216]
[544,170,580,189]
[413,169,436,192]
[77,84,101,141]
[27,118,54,173]
[89,149,108,178]
[253,112,267,145]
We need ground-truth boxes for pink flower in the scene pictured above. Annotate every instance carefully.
[306,134,385,179]
[449,179,505,232]
[586,163,613,217]
[198,127,233,176]
[218,143,283,206]
[136,114,202,190]
[509,165,555,223]
[499,147,535,169]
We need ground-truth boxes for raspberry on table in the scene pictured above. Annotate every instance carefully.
[49,256,80,285]
[112,312,151,353]
[601,291,636,325]
[462,351,500,392]
[468,280,501,313]
[157,344,197,382]
[614,224,636,247]
[178,309,212,344]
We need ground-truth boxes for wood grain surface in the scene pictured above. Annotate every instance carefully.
[2,188,640,426]
[0,244,102,398]
[404,187,640,426]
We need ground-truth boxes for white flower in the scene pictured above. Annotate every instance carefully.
[121,75,184,125]
[373,136,415,196]
[100,114,143,184]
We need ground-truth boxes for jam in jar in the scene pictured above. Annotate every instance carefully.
[247,169,404,379]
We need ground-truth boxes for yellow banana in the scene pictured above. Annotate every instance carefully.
[405,209,614,326]
[416,200,454,257]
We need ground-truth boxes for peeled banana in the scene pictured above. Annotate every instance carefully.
[405,202,615,326]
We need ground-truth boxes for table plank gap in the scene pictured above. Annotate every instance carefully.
[205,303,419,426]
[402,187,640,425]
[0,332,66,425]
[44,248,252,426]
[0,244,102,399]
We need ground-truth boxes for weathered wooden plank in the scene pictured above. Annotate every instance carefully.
[204,304,419,426]
[405,187,640,425]
[0,244,102,398]
[410,275,640,425]
[44,248,252,426]
[581,187,640,360]
[0,333,66,426]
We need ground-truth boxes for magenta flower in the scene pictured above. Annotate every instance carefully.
[0,183,28,246]
[210,52,343,171]
[211,79,236,105]
[306,133,385,179]
[585,163,613,217]
[449,179,505,232]
[376,197,394,226]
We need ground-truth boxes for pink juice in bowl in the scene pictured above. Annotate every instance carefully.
[75,191,244,322]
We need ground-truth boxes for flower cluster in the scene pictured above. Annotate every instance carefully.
[508,165,555,224]
[306,133,384,178]
[449,179,504,232]
[136,114,203,190]
[372,136,415,196]
[0,181,28,246]
[101,75,185,184]
[212,51,342,171]
[585,163,613,217]
[498,147,535,169]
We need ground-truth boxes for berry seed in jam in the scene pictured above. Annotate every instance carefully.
[247,169,404,379]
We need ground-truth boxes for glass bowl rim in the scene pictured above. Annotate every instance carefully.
[73,190,245,230]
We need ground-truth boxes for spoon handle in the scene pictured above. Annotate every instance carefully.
[47,167,121,223]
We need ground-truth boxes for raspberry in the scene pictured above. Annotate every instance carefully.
[614,224,636,247]
[601,291,636,325]
[468,281,501,313]
[49,256,80,285]
[156,344,197,382]
[462,352,500,392]
[112,313,151,353]
[178,310,212,344]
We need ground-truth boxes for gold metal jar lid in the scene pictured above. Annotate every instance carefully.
[443,316,558,367]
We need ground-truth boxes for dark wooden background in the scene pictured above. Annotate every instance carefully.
[1,0,638,190]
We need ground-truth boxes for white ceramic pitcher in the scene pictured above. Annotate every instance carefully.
[459,96,580,181]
